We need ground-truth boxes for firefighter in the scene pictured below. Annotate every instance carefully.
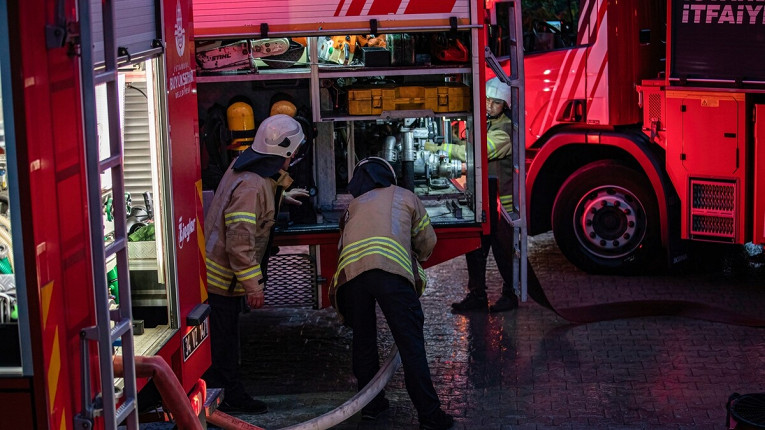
[330,157,454,430]
[446,77,518,313]
[203,114,307,414]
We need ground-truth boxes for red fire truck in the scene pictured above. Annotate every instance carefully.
[0,0,528,428]
[0,0,212,428]
[192,0,526,308]
[487,0,765,274]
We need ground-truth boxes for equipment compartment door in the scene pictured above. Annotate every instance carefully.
[680,93,743,176]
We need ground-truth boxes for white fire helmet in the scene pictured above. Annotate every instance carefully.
[486,77,512,108]
[251,114,305,159]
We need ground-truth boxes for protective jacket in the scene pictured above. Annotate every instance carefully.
[330,185,437,314]
[486,113,514,212]
[204,163,282,297]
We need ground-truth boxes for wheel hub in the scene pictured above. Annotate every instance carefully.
[576,186,645,258]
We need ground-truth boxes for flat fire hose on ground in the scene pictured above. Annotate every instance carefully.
[206,345,402,430]
[524,261,765,327]
[495,215,765,328]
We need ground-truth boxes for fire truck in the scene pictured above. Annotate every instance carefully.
[0,0,528,428]
[0,0,212,428]
[487,0,765,274]
[192,0,527,308]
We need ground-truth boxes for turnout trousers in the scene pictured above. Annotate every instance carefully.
[338,269,441,418]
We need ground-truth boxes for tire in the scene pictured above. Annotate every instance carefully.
[551,160,661,274]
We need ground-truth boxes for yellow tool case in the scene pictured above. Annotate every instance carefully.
[347,84,470,115]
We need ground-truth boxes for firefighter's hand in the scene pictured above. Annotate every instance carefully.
[284,188,310,206]
[246,291,265,309]
[424,142,440,153]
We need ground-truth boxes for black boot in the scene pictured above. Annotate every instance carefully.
[451,292,488,311]
[218,390,268,414]
[489,293,518,312]
[361,395,390,420]
[419,408,454,430]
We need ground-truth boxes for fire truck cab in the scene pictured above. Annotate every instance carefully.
[488,0,765,274]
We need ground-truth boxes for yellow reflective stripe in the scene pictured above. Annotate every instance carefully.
[412,213,431,236]
[444,143,455,158]
[235,265,262,281]
[206,258,233,278]
[206,258,233,290]
[207,276,232,291]
[418,265,428,293]
[487,137,497,158]
[225,211,258,226]
[334,237,413,286]
[206,258,258,292]
[500,194,513,211]
[339,237,409,269]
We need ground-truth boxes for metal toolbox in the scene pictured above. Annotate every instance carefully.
[347,84,470,115]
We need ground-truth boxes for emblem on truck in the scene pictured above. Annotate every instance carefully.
[174,0,186,58]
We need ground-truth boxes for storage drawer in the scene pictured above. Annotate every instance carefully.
[347,84,470,115]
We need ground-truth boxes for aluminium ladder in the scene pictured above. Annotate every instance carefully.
[485,0,528,302]
[74,0,139,428]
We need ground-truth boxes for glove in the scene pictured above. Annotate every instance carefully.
[424,142,440,153]
[283,188,310,206]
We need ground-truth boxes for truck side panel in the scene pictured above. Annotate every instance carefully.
[162,0,211,392]
[0,0,96,428]
[194,0,473,38]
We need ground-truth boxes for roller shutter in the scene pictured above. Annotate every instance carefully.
[90,0,160,66]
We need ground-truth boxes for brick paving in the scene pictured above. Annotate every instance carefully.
[211,233,765,430]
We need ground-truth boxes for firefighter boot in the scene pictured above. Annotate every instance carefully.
[218,390,268,415]
[489,294,518,313]
[361,394,390,420]
[419,408,454,430]
[450,292,488,311]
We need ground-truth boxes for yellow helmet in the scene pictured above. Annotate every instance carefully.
[226,101,256,151]
[270,100,297,117]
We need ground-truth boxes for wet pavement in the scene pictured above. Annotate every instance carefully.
[214,232,764,429]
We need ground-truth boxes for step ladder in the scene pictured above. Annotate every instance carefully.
[74,0,138,428]
[485,0,528,302]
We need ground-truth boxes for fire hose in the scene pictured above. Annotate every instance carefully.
[113,355,203,430]
[525,266,765,327]
[206,345,401,430]
[496,211,765,328]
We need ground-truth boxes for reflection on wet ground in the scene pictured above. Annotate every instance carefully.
[200,232,765,430]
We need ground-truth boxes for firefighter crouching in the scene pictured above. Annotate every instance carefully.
[330,157,455,430]
[202,114,307,414]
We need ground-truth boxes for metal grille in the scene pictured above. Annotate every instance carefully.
[690,179,736,240]
[691,215,735,238]
[692,181,735,211]
[648,93,662,121]
[264,253,317,308]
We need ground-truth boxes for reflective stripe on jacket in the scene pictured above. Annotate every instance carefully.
[204,162,278,297]
[330,186,437,313]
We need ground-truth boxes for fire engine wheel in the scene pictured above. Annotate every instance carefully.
[552,160,660,274]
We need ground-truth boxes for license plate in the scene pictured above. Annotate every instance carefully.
[183,316,209,362]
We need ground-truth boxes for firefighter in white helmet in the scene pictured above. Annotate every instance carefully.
[450,76,518,313]
[203,114,308,414]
